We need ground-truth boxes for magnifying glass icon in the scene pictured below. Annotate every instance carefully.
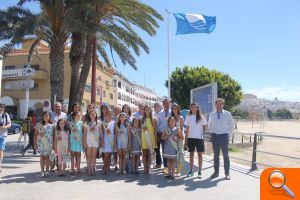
[268,170,296,199]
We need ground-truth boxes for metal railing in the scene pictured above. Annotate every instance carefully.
[203,132,300,171]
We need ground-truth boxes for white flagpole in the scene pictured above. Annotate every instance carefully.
[165,9,171,99]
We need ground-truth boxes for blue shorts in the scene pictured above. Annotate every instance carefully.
[0,136,7,151]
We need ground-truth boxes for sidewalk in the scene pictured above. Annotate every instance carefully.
[0,134,260,200]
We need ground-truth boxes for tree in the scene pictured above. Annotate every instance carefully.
[0,0,162,112]
[267,109,273,119]
[67,0,163,112]
[232,109,249,119]
[0,1,71,108]
[166,66,243,111]
[274,109,292,119]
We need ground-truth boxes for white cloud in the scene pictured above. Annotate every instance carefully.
[244,86,300,102]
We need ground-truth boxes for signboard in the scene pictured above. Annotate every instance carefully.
[2,68,36,79]
[4,79,35,90]
[190,82,217,114]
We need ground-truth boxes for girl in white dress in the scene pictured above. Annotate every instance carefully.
[83,110,101,176]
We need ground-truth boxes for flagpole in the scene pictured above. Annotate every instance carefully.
[165,9,171,99]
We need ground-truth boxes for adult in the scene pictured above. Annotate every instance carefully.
[208,98,234,180]
[51,102,67,125]
[133,104,144,120]
[113,106,121,121]
[152,102,162,168]
[0,104,12,173]
[171,103,184,175]
[157,98,171,172]
[100,104,109,121]
[67,103,81,122]
[21,110,37,156]
[81,104,95,123]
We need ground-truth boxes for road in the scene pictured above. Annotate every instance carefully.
[0,134,260,200]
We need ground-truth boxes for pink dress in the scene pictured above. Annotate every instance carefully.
[55,129,69,164]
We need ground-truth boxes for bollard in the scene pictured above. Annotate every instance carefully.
[250,135,252,143]
[242,134,244,143]
[232,133,235,144]
[251,133,258,171]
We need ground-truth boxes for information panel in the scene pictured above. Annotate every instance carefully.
[190,82,217,114]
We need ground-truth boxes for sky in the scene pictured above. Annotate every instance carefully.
[1,0,300,102]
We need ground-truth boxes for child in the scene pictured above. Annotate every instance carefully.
[83,109,101,176]
[54,119,70,177]
[184,103,207,179]
[130,118,142,174]
[141,105,157,174]
[69,111,83,175]
[114,112,131,174]
[162,116,183,179]
[34,111,53,177]
[101,110,115,175]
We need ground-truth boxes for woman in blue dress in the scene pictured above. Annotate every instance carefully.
[69,111,83,175]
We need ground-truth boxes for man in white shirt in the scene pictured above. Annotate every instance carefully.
[157,98,171,171]
[51,102,67,125]
[208,98,234,180]
[0,104,12,173]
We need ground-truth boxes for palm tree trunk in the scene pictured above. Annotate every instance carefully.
[76,35,94,104]
[68,32,86,113]
[49,39,65,109]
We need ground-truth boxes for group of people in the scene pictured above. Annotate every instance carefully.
[0,97,234,181]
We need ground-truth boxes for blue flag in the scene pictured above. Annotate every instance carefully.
[173,13,216,35]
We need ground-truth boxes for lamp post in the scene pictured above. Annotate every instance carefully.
[91,36,97,104]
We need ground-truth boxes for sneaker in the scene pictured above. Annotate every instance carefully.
[225,174,231,180]
[169,176,175,180]
[116,170,122,175]
[210,172,219,179]
[197,171,202,179]
[21,149,25,157]
[163,167,168,174]
[187,171,194,177]
[123,171,127,175]
[41,172,45,177]
[165,175,171,179]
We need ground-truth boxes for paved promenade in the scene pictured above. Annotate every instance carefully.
[0,134,260,200]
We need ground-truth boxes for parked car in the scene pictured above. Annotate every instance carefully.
[8,123,22,135]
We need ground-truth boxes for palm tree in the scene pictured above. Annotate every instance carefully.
[0,1,70,108]
[67,0,163,111]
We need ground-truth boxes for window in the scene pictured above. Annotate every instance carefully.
[105,80,109,86]
[30,82,39,91]
[103,90,106,97]
[4,66,15,70]
[113,80,117,87]
[31,65,40,70]
[84,85,91,92]
[98,76,101,81]
[110,93,113,100]
[118,81,121,88]
[97,88,101,96]
[24,64,39,70]
[118,92,121,100]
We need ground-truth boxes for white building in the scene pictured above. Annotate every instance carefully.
[112,70,161,111]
